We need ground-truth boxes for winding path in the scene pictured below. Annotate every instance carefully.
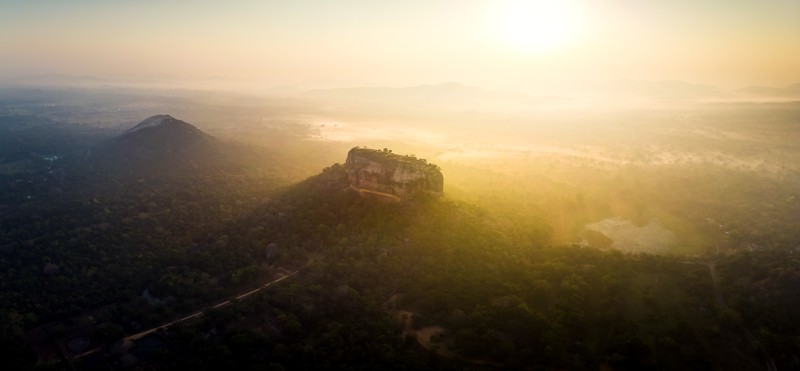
[706,261,728,310]
[685,259,777,371]
[72,270,298,360]
[126,271,298,341]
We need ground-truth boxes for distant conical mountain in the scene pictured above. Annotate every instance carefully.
[122,114,202,135]
[88,115,235,176]
[110,115,214,158]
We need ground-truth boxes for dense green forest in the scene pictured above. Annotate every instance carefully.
[1,107,798,371]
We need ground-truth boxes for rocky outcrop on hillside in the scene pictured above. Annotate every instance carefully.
[344,147,443,200]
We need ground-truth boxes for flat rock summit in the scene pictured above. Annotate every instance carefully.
[344,147,443,201]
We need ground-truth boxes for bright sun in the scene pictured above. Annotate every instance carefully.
[494,0,583,54]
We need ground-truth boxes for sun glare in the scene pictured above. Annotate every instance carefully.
[494,0,583,54]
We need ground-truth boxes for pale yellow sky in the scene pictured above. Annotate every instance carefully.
[1,0,798,89]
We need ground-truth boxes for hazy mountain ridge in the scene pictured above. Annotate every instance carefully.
[6,77,797,108]
[303,82,535,111]
[739,82,800,97]
[302,80,800,112]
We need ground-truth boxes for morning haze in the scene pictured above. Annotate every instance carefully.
[0,1,798,370]
[1,0,798,87]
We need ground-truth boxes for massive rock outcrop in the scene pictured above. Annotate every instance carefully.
[345,147,443,200]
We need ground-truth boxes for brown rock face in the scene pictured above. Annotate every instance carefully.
[345,147,443,200]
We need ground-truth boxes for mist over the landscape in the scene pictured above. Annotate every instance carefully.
[1,1,799,370]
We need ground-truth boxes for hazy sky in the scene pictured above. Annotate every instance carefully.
[2,0,798,88]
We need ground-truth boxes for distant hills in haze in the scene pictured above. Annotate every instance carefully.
[302,80,800,109]
[303,82,537,110]
[739,82,800,97]
[586,79,727,99]
[6,74,799,105]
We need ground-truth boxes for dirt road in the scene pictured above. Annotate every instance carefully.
[73,270,298,360]
[700,260,776,371]
[127,271,297,341]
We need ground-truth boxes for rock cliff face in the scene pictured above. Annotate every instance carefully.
[345,147,443,200]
